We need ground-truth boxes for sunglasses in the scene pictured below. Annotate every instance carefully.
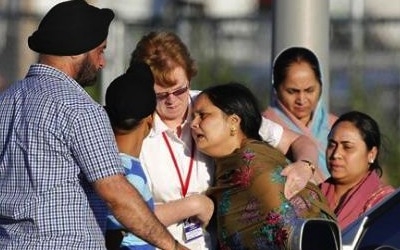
[155,85,189,100]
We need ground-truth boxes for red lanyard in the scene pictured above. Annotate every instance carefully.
[162,132,195,197]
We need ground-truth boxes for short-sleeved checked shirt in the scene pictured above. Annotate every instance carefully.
[0,64,124,249]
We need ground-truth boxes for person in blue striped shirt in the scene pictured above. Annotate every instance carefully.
[104,62,158,250]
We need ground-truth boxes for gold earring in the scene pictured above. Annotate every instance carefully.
[230,127,237,136]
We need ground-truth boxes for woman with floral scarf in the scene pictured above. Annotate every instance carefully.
[191,82,335,249]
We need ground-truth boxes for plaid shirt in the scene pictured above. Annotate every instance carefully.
[0,64,124,249]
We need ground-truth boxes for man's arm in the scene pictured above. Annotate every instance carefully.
[94,174,188,250]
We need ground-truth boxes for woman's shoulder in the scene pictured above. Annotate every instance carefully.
[243,140,288,165]
[244,139,280,152]
[328,113,338,127]
[364,184,396,211]
[262,107,281,124]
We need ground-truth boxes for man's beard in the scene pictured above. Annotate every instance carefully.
[75,55,99,87]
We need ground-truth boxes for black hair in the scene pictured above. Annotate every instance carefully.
[330,110,383,176]
[273,47,322,90]
[104,107,143,133]
[200,82,262,140]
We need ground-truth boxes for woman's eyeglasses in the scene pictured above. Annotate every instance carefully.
[155,86,189,100]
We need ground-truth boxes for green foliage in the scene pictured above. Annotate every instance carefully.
[191,58,270,109]
[84,85,100,102]
[337,73,400,186]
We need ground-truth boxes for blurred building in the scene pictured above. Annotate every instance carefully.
[1,2,400,179]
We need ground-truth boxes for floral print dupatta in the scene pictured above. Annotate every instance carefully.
[207,140,335,249]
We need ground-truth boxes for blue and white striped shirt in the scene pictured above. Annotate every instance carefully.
[0,64,124,249]
[107,153,155,250]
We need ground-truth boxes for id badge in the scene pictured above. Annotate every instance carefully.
[183,219,203,243]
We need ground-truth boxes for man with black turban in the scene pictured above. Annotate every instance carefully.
[0,1,186,249]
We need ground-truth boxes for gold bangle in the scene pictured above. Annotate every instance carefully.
[301,160,316,175]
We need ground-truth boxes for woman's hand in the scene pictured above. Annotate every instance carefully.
[281,160,313,199]
[186,194,214,227]
[154,193,214,227]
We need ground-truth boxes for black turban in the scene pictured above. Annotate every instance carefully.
[105,62,156,124]
[28,0,114,56]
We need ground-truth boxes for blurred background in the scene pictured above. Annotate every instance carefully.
[0,0,399,185]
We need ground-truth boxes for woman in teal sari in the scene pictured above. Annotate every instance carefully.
[263,47,337,182]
